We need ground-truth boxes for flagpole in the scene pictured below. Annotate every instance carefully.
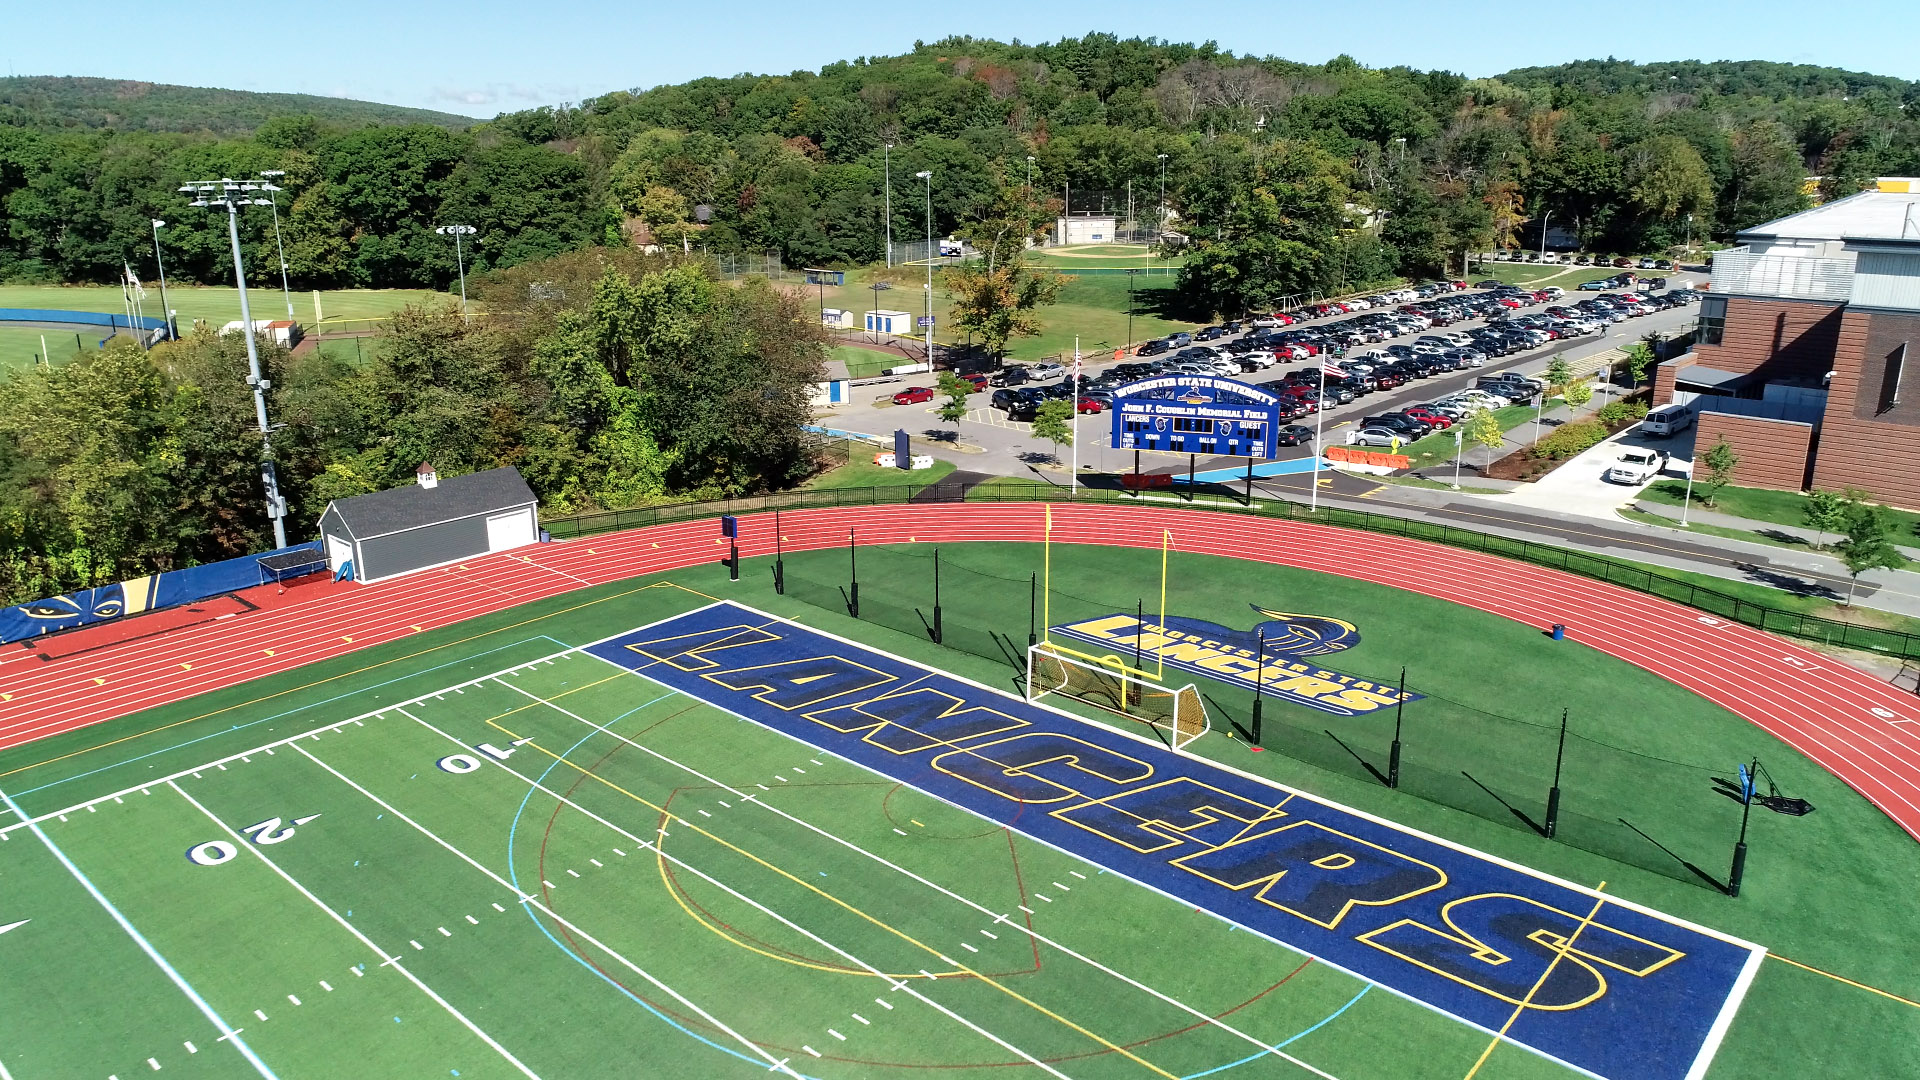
[1310,359,1327,511]
[1071,337,1080,500]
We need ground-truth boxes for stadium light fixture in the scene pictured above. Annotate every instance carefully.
[179,178,288,547]
[436,225,478,316]
[149,218,174,339]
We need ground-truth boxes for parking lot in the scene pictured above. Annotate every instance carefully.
[817,279,1702,481]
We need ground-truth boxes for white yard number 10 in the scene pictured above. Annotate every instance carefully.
[186,814,321,866]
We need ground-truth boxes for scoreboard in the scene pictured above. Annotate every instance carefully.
[1110,375,1283,459]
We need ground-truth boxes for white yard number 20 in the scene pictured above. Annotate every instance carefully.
[186,814,321,866]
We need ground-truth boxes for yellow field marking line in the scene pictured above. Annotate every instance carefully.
[1213,793,1296,850]
[1768,953,1920,1010]
[497,718,1181,1079]
[0,580,680,782]
[1461,883,1607,1080]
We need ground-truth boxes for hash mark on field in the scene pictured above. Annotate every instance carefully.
[697,810,711,817]
[717,801,730,808]
[351,966,364,977]
[288,994,301,1005]
[1018,905,1034,914]
[852,1014,869,1025]
[775,776,788,782]
[893,828,907,835]
[590,859,603,867]
[803,1046,821,1058]
[438,927,452,936]
[409,940,424,951]
[1070,870,1086,879]
[1052,882,1070,891]
[466,915,479,925]
[981,930,997,939]
[566,869,580,879]
[757,784,769,791]
[319,981,332,991]
[1036,894,1052,902]
[793,767,806,774]
[612,849,626,857]
[184,1041,197,1054]
[148,1058,160,1071]
[919,970,937,980]
[961,943,979,953]
[543,880,556,889]
[828,1029,845,1041]
[253,1010,268,1021]
[874,998,894,1010]
[491,903,506,912]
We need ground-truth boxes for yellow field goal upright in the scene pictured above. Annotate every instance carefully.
[1026,641,1210,750]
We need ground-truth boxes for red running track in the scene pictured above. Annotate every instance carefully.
[3,503,1919,844]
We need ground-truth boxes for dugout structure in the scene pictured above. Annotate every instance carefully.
[318,465,539,584]
[1028,641,1210,750]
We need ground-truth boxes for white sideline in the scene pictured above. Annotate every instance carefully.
[291,737,804,1078]
[0,643,591,839]
[507,666,1343,1080]
[393,705,1074,1080]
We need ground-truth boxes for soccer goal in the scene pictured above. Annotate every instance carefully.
[1026,641,1210,750]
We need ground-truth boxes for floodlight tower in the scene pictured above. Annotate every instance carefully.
[436,225,477,315]
[180,178,288,548]
[258,170,295,320]
[917,170,933,363]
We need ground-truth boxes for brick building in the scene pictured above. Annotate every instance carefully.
[1658,179,1920,506]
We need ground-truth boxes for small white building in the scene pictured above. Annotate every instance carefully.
[821,307,853,329]
[220,319,303,347]
[1055,215,1118,245]
[317,465,540,584]
[865,309,914,335]
[812,359,852,407]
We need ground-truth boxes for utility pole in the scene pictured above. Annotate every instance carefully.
[180,179,288,548]
[917,170,934,365]
[258,171,295,321]
[1156,153,1169,241]
[884,143,893,267]
[436,225,477,316]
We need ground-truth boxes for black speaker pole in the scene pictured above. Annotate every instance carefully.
[1729,756,1757,898]
[1135,599,1145,672]
[1244,457,1255,505]
[773,509,785,594]
[848,527,860,618]
[1251,627,1265,746]
[932,548,943,644]
[1545,707,1568,839]
[1388,666,1406,789]
[1028,572,1038,647]
[728,539,739,580]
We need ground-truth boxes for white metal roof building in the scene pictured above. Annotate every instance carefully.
[318,465,540,584]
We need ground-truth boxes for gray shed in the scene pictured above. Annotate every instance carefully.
[319,465,540,584]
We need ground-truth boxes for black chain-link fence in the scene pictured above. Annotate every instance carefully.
[774,540,1755,892]
[544,479,1920,661]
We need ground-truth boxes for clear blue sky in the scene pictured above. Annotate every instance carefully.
[9,0,1917,117]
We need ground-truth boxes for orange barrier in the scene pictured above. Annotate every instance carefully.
[1121,473,1174,490]
[1326,446,1409,468]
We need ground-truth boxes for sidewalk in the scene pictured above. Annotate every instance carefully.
[1631,498,1920,561]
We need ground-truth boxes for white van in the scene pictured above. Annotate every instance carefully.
[1642,404,1695,438]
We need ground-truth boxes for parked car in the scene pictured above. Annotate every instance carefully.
[1642,404,1695,438]
[892,386,936,405]
[1027,362,1066,380]
[1607,447,1669,483]
[1195,326,1226,341]
[1275,424,1316,447]
[1137,339,1171,357]
[1362,413,1432,438]
[1402,407,1452,429]
[1343,426,1400,447]
[990,366,1030,387]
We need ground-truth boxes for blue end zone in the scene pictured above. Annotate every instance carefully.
[586,601,1762,1080]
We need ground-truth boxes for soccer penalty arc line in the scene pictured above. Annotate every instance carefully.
[495,656,1349,1080]
[388,702,1084,1080]
[587,599,1766,1076]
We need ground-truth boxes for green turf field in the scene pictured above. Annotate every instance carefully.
[0,286,449,370]
[0,545,1914,1079]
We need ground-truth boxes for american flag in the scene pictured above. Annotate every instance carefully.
[1321,361,1345,378]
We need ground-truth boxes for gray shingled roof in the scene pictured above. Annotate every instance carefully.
[324,467,537,540]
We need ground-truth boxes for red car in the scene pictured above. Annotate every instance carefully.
[892,386,935,405]
[1076,396,1105,414]
[960,373,989,392]
[1496,296,1523,308]
[1402,407,1452,429]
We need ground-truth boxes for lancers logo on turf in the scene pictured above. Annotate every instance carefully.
[1050,605,1421,717]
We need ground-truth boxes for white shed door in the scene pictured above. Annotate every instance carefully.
[485,509,536,552]
[326,535,354,572]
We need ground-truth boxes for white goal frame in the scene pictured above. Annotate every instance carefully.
[1026,641,1211,750]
